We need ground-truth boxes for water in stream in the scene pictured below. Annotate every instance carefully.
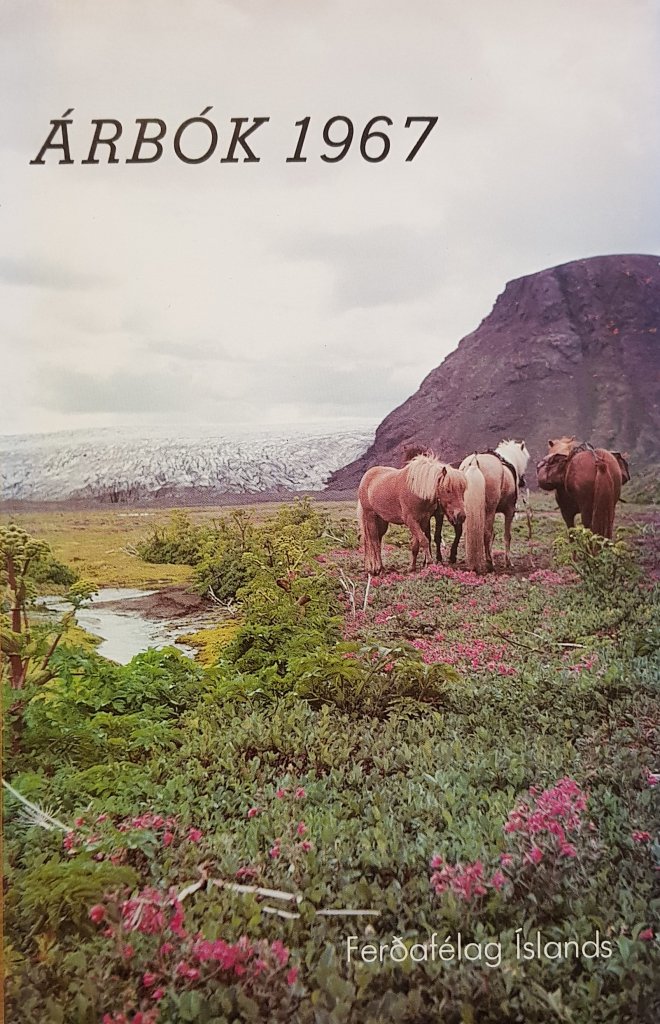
[39,588,200,665]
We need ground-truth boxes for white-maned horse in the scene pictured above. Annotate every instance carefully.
[436,440,531,572]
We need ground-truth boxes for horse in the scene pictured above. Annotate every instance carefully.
[436,440,531,573]
[401,444,461,563]
[536,436,630,539]
[357,454,478,576]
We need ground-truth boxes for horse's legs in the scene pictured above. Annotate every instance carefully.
[484,511,496,571]
[363,511,384,575]
[424,519,432,559]
[557,491,579,530]
[411,535,420,572]
[433,512,443,562]
[406,517,432,572]
[503,508,515,568]
[449,522,462,564]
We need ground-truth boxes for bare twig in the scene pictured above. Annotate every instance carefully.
[492,631,548,655]
[207,587,239,617]
[176,874,380,919]
[362,574,372,613]
[209,879,302,903]
[2,780,70,833]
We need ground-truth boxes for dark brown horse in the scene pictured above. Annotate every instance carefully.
[357,454,470,575]
[536,436,630,539]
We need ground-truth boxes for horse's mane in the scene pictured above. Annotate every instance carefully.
[405,455,465,501]
[496,439,530,477]
[405,455,444,500]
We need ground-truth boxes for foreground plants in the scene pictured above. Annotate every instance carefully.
[3,509,660,1023]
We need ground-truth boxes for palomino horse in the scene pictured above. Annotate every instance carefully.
[536,436,630,539]
[358,454,476,575]
[442,440,531,573]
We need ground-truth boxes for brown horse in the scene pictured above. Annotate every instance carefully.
[536,436,630,539]
[453,440,531,573]
[357,455,470,575]
[400,444,451,561]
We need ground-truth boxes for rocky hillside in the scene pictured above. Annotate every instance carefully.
[328,254,660,488]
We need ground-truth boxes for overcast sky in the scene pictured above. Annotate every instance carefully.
[1,0,659,436]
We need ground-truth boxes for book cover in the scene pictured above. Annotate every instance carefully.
[2,2,658,1022]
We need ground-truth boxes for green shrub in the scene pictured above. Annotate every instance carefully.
[554,526,641,599]
[136,510,208,564]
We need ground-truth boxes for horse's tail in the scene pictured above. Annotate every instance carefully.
[591,461,615,538]
[463,462,487,574]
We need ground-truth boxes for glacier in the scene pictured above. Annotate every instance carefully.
[0,425,373,502]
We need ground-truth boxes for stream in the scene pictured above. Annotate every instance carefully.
[38,588,205,664]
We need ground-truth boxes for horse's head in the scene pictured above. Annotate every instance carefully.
[611,451,631,484]
[437,466,466,526]
[536,452,569,490]
[401,443,433,466]
[547,436,577,457]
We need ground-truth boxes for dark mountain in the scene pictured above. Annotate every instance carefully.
[327,254,660,489]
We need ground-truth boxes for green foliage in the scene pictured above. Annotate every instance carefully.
[28,551,79,588]
[554,526,642,599]
[1,524,95,689]
[3,501,660,1024]
[10,856,138,933]
[293,642,459,718]
[136,509,207,564]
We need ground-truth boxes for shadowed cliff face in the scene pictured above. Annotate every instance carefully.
[327,254,660,489]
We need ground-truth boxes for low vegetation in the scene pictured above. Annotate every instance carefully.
[2,499,659,1023]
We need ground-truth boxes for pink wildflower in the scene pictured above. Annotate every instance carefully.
[294,787,306,799]
[247,807,261,819]
[300,840,313,853]
[632,830,651,843]
[276,788,287,799]
[286,966,299,985]
[176,961,201,981]
[235,866,258,880]
[296,821,307,836]
[639,928,654,941]
[152,989,164,1002]
[187,827,203,843]
[491,870,507,891]
[89,904,106,924]
[143,972,158,987]
[169,900,186,939]
[525,846,543,865]
[162,831,174,847]
[271,939,290,967]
